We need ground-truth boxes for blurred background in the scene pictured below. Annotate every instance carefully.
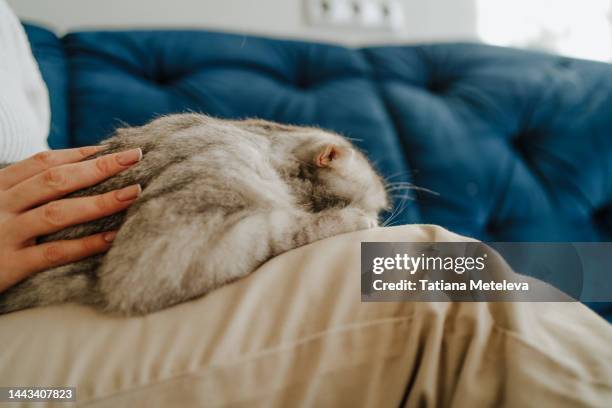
[8,0,612,61]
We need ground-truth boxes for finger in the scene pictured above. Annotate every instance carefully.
[0,146,105,190]
[5,148,142,213]
[7,231,118,288]
[12,184,141,242]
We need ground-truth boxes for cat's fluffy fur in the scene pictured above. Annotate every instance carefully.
[0,114,388,315]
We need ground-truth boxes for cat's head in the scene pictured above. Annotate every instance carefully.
[239,121,390,224]
[295,134,389,222]
[238,119,389,223]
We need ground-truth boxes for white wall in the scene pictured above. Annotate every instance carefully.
[7,0,478,45]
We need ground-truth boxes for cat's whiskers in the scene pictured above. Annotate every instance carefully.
[384,182,439,196]
[382,171,411,184]
[343,136,364,143]
[381,181,435,227]
[382,199,404,227]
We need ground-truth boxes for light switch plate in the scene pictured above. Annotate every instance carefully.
[305,0,404,31]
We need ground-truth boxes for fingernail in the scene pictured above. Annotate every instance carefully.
[116,148,142,166]
[115,184,142,201]
[103,231,118,243]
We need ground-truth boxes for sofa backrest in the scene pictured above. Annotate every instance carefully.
[24,24,612,242]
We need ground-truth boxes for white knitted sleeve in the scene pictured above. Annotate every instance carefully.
[0,0,50,162]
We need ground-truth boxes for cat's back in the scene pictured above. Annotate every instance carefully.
[107,116,289,210]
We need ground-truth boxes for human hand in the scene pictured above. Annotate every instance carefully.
[0,147,142,293]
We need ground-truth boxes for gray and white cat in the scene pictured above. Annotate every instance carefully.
[0,114,389,315]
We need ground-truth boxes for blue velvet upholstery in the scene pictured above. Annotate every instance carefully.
[24,25,612,319]
[24,25,69,149]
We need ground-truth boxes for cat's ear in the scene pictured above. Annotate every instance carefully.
[315,144,342,168]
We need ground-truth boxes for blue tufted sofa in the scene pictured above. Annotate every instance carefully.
[24,24,612,321]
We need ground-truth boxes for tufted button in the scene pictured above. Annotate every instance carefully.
[426,78,452,94]
[508,133,534,165]
[153,72,170,85]
[594,206,612,231]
